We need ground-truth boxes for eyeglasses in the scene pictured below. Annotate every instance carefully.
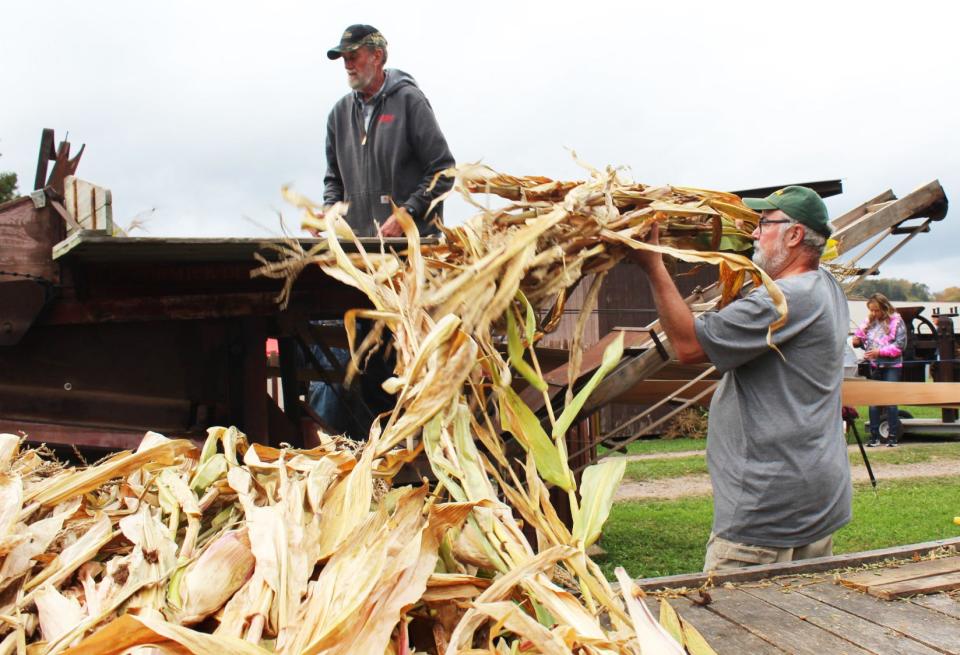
[757,218,793,233]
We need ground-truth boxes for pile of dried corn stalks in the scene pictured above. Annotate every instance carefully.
[2,163,777,654]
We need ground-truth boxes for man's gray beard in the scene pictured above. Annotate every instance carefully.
[348,70,375,91]
[752,241,788,277]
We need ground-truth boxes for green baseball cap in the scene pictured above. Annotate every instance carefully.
[742,186,832,237]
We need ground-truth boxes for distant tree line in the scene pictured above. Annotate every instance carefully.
[933,287,960,302]
[849,277,932,301]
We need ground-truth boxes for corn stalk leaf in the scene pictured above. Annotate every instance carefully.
[572,458,626,547]
[499,386,573,491]
[507,305,547,392]
[552,332,624,439]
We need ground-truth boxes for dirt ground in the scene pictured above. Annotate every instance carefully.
[615,444,960,502]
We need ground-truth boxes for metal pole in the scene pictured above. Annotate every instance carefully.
[846,414,877,491]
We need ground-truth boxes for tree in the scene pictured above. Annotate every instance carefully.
[0,172,16,203]
[934,287,960,302]
[0,150,18,203]
[849,277,932,301]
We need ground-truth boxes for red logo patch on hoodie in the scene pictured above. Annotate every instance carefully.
[379,114,395,124]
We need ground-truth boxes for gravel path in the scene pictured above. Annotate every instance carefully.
[614,446,960,502]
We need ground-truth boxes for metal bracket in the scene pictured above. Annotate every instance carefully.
[648,329,669,362]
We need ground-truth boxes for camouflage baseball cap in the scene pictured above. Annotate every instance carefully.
[327,24,388,60]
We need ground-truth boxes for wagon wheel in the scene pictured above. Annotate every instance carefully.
[877,409,914,440]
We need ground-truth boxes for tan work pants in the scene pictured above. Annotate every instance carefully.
[703,532,834,573]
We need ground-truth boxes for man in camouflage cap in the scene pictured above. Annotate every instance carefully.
[320,24,454,238]
[307,25,456,438]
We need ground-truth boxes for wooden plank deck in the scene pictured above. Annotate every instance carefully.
[636,538,960,654]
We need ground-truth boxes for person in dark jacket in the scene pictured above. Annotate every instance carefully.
[323,24,455,237]
[306,25,454,438]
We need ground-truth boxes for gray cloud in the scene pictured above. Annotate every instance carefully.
[2,0,957,287]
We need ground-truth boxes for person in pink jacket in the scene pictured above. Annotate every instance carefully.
[852,293,907,446]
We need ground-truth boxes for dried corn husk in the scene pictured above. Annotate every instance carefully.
[0,159,766,653]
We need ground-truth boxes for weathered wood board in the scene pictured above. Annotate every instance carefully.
[834,180,946,256]
[634,540,960,654]
[64,175,113,233]
[643,574,960,654]
[841,379,960,407]
[839,556,960,595]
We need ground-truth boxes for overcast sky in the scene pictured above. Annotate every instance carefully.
[3,1,958,291]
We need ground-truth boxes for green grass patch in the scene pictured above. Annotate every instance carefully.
[597,476,960,580]
[597,497,713,579]
[599,437,704,457]
[835,477,960,553]
[623,456,708,482]
[850,441,960,466]
[613,440,960,481]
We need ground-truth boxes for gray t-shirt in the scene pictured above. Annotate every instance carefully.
[693,267,852,548]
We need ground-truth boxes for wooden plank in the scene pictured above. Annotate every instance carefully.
[865,200,897,214]
[635,537,960,591]
[39,290,359,324]
[651,362,718,381]
[911,593,960,620]
[542,329,653,386]
[64,175,113,233]
[645,597,787,654]
[842,379,960,407]
[51,231,438,263]
[613,379,715,406]
[525,280,722,415]
[790,578,960,653]
[743,583,942,655]
[830,189,896,232]
[839,556,960,592]
[834,180,946,256]
[871,570,960,600]
[844,219,932,292]
[702,587,873,654]
[0,197,63,282]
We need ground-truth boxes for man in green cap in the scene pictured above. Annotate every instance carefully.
[629,186,852,572]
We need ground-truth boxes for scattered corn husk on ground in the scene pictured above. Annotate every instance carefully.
[0,425,709,655]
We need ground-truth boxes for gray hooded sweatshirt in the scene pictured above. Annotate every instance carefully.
[323,69,455,236]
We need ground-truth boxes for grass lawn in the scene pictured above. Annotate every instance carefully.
[850,441,960,466]
[623,456,708,482]
[596,476,960,580]
[619,441,960,481]
[599,437,705,457]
